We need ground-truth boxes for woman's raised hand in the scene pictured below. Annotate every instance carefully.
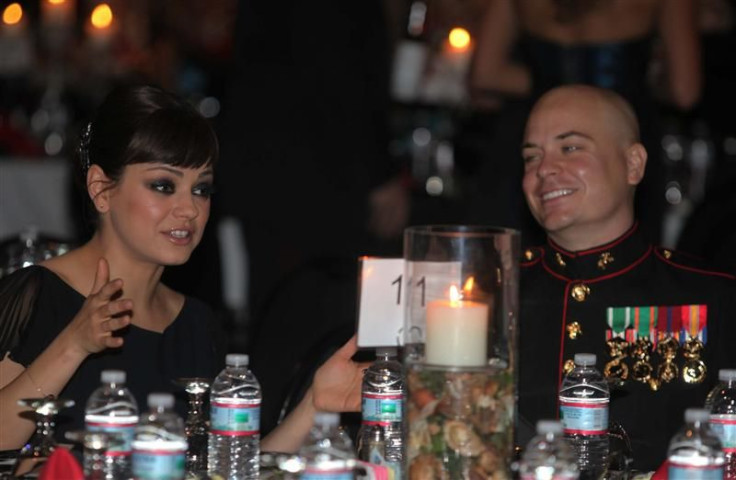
[312,335,370,413]
[62,258,132,357]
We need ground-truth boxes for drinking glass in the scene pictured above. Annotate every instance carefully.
[174,377,211,477]
[12,396,75,477]
[65,430,123,480]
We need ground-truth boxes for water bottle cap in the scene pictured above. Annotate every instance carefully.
[376,347,397,357]
[719,369,736,382]
[314,412,339,427]
[100,369,125,384]
[226,354,249,367]
[536,420,563,435]
[685,408,710,423]
[148,393,174,409]
[574,353,596,366]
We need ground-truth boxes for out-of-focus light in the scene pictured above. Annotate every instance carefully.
[91,3,113,29]
[448,27,471,51]
[426,176,443,196]
[48,0,66,5]
[3,3,23,25]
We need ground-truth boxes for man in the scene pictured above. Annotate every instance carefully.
[517,85,736,471]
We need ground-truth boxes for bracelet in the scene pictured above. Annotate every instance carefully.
[25,369,53,399]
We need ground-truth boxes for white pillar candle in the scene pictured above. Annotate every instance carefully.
[425,294,489,367]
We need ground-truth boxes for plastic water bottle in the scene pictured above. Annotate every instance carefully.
[300,412,356,479]
[558,353,609,480]
[519,420,579,480]
[706,369,736,479]
[208,354,261,480]
[85,369,139,479]
[357,347,405,476]
[132,393,188,480]
[668,408,725,479]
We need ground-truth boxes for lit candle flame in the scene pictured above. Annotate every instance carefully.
[48,0,66,5]
[463,277,475,294]
[2,3,23,25]
[91,3,113,29]
[448,27,471,51]
[449,285,461,305]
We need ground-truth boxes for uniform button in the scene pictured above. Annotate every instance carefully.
[571,283,590,302]
[555,252,567,267]
[566,321,582,339]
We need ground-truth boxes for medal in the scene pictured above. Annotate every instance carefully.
[603,337,629,387]
[682,337,707,384]
[656,336,679,384]
[631,338,654,384]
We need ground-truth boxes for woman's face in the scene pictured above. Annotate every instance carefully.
[102,162,214,266]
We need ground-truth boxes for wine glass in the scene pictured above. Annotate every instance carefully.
[173,377,212,477]
[64,430,123,480]
[12,396,74,477]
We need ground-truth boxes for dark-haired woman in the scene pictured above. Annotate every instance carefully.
[0,85,365,452]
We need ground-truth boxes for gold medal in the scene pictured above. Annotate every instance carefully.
[567,322,583,339]
[681,337,707,384]
[656,336,679,384]
[604,338,629,386]
[630,338,653,384]
[571,283,590,302]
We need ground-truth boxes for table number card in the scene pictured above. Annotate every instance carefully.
[356,257,406,348]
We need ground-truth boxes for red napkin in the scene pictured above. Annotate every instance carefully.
[651,459,668,480]
[38,447,84,480]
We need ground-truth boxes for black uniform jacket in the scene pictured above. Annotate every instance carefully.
[518,223,736,471]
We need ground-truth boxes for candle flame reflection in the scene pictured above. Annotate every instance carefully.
[449,285,461,305]
[463,277,475,294]
[2,3,22,25]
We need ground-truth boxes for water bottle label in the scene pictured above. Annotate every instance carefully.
[210,398,260,435]
[362,393,403,424]
[710,414,736,451]
[668,463,724,479]
[559,398,608,435]
[85,414,138,455]
[301,467,354,479]
[132,443,186,479]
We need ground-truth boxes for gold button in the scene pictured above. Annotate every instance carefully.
[571,283,590,302]
[566,321,582,339]
[663,249,672,259]
[563,359,575,375]
[524,249,534,261]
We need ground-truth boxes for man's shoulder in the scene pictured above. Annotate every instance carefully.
[651,246,735,284]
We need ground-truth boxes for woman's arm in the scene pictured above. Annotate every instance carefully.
[261,336,368,453]
[657,0,702,109]
[0,259,132,449]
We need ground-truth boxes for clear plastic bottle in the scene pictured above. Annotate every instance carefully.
[558,353,609,480]
[357,347,405,476]
[668,408,725,479]
[299,412,356,480]
[85,369,139,480]
[207,354,261,480]
[519,420,580,480]
[132,393,188,480]
[706,369,736,479]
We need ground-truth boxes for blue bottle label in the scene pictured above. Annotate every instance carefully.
[132,441,186,479]
[361,393,403,425]
[300,467,354,480]
[210,398,260,435]
[668,463,724,479]
[85,414,138,455]
[710,414,736,450]
[559,398,608,435]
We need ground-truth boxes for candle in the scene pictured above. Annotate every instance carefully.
[425,284,489,367]
[86,3,114,47]
[42,0,75,28]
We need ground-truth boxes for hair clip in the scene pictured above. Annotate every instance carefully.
[79,121,93,174]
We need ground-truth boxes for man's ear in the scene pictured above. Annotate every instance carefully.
[87,165,112,213]
[626,143,647,186]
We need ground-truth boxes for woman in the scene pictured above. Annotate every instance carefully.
[0,85,364,452]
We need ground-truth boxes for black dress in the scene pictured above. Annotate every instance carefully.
[518,223,736,471]
[0,266,219,441]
